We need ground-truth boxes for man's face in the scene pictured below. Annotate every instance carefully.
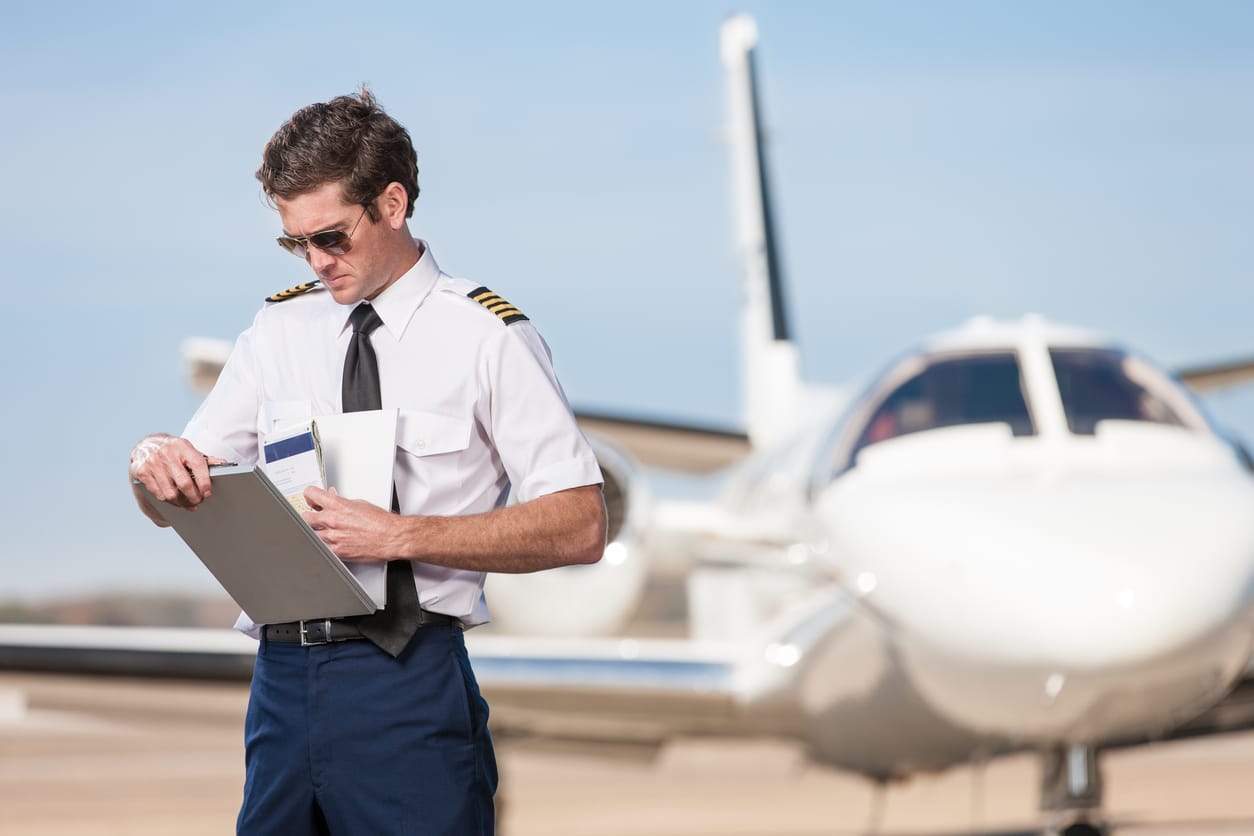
[275,182,396,305]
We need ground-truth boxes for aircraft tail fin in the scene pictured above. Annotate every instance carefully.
[720,14,803,448]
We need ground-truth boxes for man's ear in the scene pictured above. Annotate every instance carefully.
[379,182,409,230]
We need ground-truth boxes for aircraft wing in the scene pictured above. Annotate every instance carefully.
[1177,356,1254,393]
[0,586,856,748]
[0,624,257,680]
[463,635,747,745]
[0,625,750,748]
[573,410,749,474]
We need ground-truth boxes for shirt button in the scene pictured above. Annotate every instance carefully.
[416,440,426,450]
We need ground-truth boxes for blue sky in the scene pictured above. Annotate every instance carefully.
[2,1,1252,599]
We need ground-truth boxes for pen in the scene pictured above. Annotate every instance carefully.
[189,458,240,484]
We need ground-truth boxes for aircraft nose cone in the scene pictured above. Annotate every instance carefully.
[968,477,1254,669]
[824,468,1254,739]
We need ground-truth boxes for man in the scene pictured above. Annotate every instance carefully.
[129,87,607,835]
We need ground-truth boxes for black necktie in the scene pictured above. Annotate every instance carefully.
[342,303,422,657]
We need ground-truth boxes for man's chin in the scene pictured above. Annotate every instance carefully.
[324,282,363,305]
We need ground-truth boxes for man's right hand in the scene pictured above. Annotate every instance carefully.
[129,434,226,526]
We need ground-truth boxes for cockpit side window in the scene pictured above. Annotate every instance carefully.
[1050,348,1185,435]
[852,353,1035,457]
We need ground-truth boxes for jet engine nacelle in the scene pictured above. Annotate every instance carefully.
[486,435,650,637]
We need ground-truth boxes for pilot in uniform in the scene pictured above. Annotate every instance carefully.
[130,88,605,835]
[187,241,601,834]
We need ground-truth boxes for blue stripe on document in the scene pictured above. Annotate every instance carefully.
[264,433,316,463]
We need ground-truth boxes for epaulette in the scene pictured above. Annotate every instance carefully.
[265,281,324,303]
[467,286,529,325]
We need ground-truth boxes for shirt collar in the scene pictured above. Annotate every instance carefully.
[337,239,440,340]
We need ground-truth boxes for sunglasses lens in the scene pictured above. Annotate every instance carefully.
[276,237,307,258]
[309,230,350,255]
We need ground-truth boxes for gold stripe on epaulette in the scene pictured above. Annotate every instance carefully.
[265,281,323,303]
[468,286,529,325]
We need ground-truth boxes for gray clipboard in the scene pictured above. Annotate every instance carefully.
[140,465,379,624]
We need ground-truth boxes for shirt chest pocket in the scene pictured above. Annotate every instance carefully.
[398,410,474,457]
[396,410,475,507]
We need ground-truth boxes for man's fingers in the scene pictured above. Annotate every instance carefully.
[300,511,340,551]
[144,439,212,505]
[130,435,223,525]
[183,454,214,500]
[301,508,337,531]
[169,443,213,502]
[165,457,205,505]
[141,463,185,504]
[303,485,337,509]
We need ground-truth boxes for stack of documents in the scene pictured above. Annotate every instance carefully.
[262,420,327,512]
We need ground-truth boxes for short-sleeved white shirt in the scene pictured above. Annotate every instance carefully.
[183,241,602,635]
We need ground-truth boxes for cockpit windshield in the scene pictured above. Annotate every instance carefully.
[853,352,1035,454]
[1050,348,1186,435]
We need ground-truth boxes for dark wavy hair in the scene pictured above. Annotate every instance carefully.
[256,86,419,219]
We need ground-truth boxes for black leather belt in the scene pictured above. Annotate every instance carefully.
[266,610,457,646]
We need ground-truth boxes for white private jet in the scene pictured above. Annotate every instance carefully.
[5,13,1254,836]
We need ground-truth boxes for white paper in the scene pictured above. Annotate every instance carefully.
[274,409,399,608]
[260,421,326,512]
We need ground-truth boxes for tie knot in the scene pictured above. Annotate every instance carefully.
[349,304,382,336]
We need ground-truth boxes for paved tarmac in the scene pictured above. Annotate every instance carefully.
[3,672,1254,836]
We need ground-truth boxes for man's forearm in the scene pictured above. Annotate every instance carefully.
[398,485,607,573]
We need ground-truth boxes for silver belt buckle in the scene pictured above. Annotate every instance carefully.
[299,619,333,646]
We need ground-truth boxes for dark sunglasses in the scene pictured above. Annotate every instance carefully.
[276,205,369,259]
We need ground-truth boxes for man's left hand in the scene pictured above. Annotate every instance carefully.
[301,486,402,562]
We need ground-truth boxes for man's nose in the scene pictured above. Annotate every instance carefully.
[307,246,336,273]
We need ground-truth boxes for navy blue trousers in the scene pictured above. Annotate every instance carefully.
[237,623,497,835]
